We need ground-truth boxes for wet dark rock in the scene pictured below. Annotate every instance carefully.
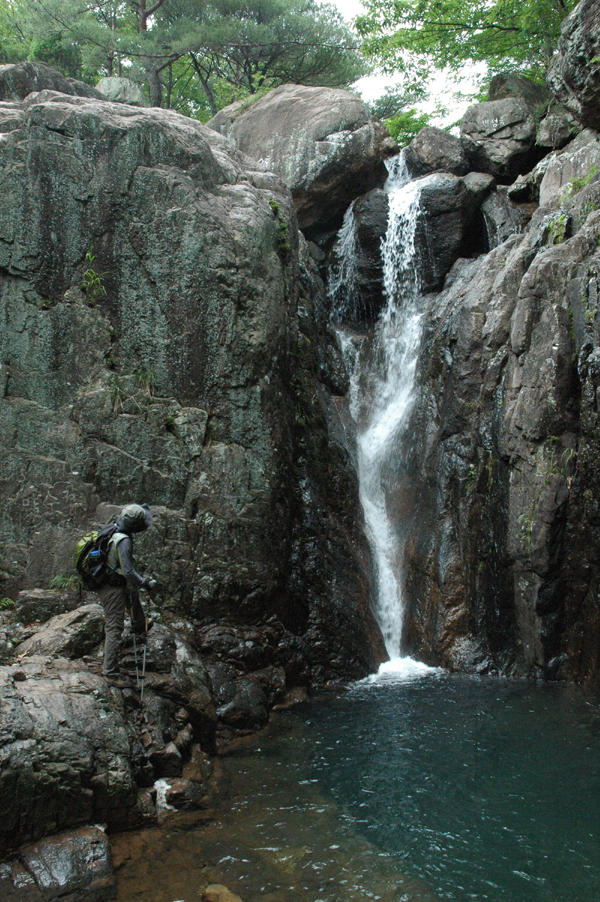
[397,172,600,683]
[481,189,527,248]
[207,83,398,235]
[19,826,115,902]
[245,666,287,706]
[16,604,104,658]
[461,98,543,182]
[0,62,101,102]
[0,658,139,855]
[153,741,182,777]
[351,188,390,321]
[217,681,269,729]
[415,172,494,292]
[404,127,469,177]
[546,0,600,130]
[164,777,209,810]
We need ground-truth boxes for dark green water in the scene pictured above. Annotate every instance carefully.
[115,673,600,902]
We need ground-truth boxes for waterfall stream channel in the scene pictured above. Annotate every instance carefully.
[113,162,600,902]
[331,156,433,674]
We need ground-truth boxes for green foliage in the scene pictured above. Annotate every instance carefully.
[548,212,569,245]
[0,0,367,114]
[269,198,291,264]
[560,165,600,203]
[133,366,156,396]
[356,0,577,82]
[0,596,15,608]
[48,573,80,590]
[29,32,82,77]
[385,108,432,146]
[81,244,107,303]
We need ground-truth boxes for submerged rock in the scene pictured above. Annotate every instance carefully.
[207,83,398,235]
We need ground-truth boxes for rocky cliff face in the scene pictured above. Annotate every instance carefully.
[373,2,600,684]
[0,88,385,684]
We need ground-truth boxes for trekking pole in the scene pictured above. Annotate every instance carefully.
[140,642,147,703]
[132,632,140,688]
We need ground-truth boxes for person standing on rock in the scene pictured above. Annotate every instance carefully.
[97,503,157,686]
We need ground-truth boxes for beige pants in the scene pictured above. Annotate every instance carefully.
[97,583,145,676]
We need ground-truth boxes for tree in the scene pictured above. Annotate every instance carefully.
[0,0,368,111]
[356,0,578,83]
[157,0,368,113]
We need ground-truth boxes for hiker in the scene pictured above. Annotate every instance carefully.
[97,503,157,685]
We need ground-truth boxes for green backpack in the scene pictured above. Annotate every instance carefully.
[73,523,118,590]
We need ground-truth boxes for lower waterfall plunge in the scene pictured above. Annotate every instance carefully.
[331,159,434,675]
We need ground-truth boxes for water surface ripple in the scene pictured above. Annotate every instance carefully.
[115,674,600,902]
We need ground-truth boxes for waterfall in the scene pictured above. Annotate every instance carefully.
[332,156,433,676]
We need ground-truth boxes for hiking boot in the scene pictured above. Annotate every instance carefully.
[105,674,132,689]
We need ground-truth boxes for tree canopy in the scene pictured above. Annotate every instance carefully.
[356,0,578,84]
[0,0,368,114]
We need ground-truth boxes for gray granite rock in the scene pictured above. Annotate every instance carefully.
[404,127,469,177]
[95,76,148,107]
[547,0,600,129]
[461,98,540,181]
[0,62,101,102]
[207,83,398,234]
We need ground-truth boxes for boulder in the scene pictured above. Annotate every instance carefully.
[539,128,600,207]
[216,681,269,729]
[164,777,209,810]
[207,83,398,234]
[0,62,101,102]
[95,76,148,107]
[20,827,115,902]
[481,189,527,248]
[0,658,139,855]
[16,604,104,658]
[14,588,81,624]
[536,101,581,150]
[415,172,494,292]
[546,0,600,129]
[404,126,469,177]
[460,98,542,182]
[488,71,579,151]
[488,72,551,108]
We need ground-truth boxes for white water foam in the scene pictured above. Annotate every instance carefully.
[335,156,438,679]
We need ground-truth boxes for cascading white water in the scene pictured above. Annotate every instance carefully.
[331,156,434,676]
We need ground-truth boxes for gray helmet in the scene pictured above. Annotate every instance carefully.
[117,503,153,534]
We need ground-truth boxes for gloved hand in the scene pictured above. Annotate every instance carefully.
[144,578,158,592]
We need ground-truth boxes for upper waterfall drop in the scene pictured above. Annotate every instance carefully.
[331,156,435,674]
